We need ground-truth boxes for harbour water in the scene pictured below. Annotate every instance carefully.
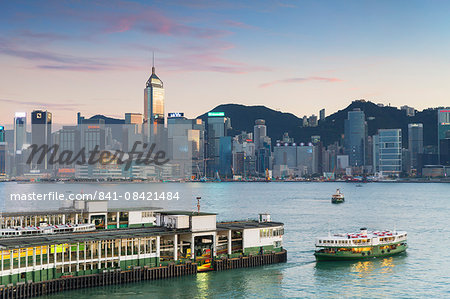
[0,182,449,298]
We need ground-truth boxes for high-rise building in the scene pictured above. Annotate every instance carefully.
[273,142,297,178]
[0,125,5,176]
[125,113,143,126]
[14,112,26,153]
[408,123,424,171]
[31,110,52,171]
[438,109,450,165]
[124,113,143,152]
[232,132,256,177]
[374,129,402,177]
[53,126,81,168]
[253,119,267,150]
[167,115,205,179]
[308,115,318,127]
[439,139,450,166]
[273,142,318,177]
[206,112,231,177]
[0,141,6,176]
[302,116,308,127]
[319,109,325,121]
[253,119,271,174]
[296,144,318,176]
[31,110,52,145]
[144,63,164,143]
[0,126,4,142]
[79,118,106,155]
[401,105,415,117]
[344,109,367,167]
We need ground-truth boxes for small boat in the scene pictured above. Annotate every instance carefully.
[331,189,345,203]
[355,184,363,187]
[314,228,408,261]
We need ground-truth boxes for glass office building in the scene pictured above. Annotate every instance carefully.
[408,123,423,171]
[376,129,402,176]
[438,109,450,165]
[206,113,231,178]
[144,66,165,143]
[14,112,26,153]
[31,110,52,171]
[167,116,205,179]
[344,109,367,167]
[0,126,4,143]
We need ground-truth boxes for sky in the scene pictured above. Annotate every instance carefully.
[1,0,450,125]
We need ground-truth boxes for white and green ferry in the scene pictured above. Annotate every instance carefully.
[314,228,407,261]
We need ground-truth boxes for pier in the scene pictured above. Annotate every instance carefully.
[0,205,286,298]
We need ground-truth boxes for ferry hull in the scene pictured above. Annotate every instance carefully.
[315,243,407,261]
[331,198,344,204]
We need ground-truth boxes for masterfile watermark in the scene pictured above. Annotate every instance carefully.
[26,141,169,170]
[10,191,180,201]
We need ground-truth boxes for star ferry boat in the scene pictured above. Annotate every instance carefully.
[314,228,407,261]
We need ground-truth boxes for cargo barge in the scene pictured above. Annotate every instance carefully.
[0,201,286,297]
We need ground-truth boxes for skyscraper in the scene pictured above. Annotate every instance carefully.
[319,109,325,121]
[124,113,143,152]
[0,126,4,142]
[438,109,450,165]
[167,115,205,179]
[125,113,143,126]
[253,119,267,150]
[14,112,26,153]
[232,132,256,177]
[308,115,318,127]
[374,129,402,177]
[206,112,231,177]
[253,119,272,174]
[144,62,164,143]
[408,123,423,171]
[0,142,6,176]
[31,110,52,171]
[0,126,5,176]
[344,109,367,167]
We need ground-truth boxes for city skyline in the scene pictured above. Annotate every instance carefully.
[2,1,450,123]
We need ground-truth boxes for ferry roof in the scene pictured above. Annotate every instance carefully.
[0,206,162,217]
[157,211,217,216]
[0,226,190,250]
[0,220,285,250]
[317,230,407,240]
[217,220,284,230]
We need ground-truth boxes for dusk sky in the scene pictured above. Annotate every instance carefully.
[1,0,450,125]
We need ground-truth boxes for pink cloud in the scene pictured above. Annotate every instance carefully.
[156,41,270,74]
[0,98,83,111]
[60,3,230,39]
[224,20,257,30]
[260,77,343,88]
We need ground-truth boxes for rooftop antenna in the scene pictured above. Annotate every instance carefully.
[152,51,155,74]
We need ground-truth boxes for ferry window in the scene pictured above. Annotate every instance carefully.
[142,212,152,218]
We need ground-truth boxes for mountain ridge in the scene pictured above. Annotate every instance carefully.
[198,101,439,147]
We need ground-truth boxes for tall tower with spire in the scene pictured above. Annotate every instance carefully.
[144,54,165,143]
